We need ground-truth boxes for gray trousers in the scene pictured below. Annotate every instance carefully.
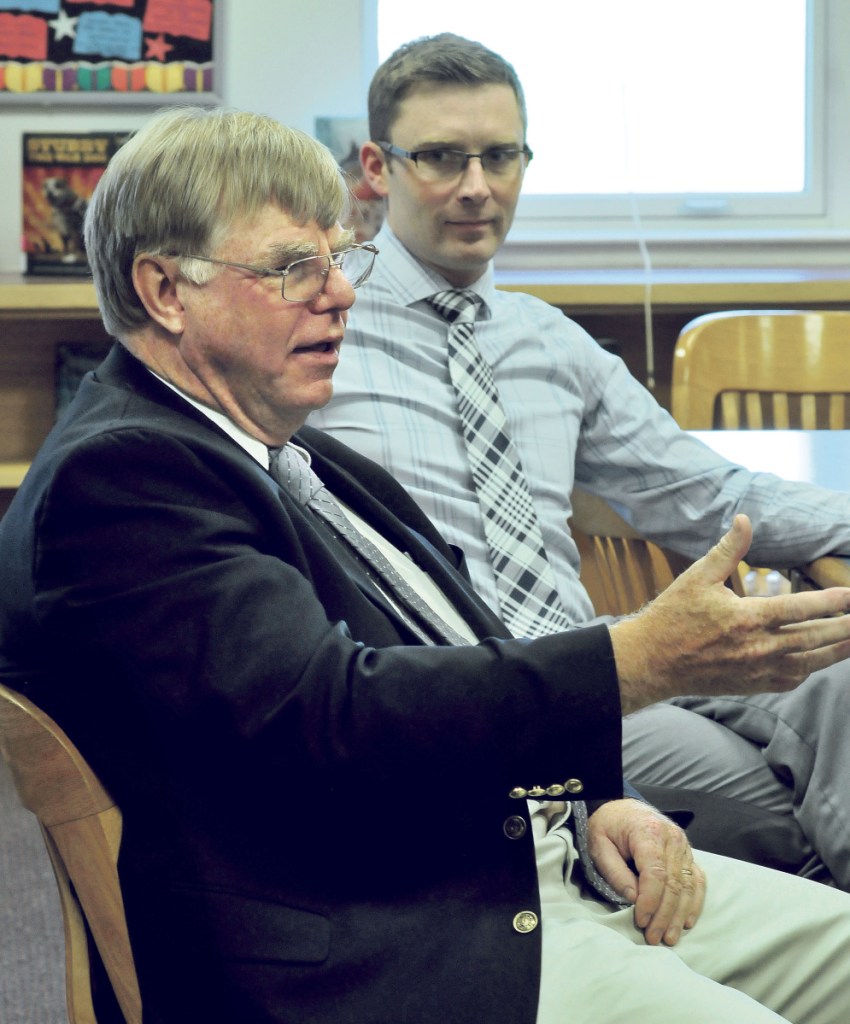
[622,664,850,888]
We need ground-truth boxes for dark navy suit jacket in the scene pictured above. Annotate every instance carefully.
[0,343,623,1023]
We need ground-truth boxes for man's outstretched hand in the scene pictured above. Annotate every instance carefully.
[610,514,850,714]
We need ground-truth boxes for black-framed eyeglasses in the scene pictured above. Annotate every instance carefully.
[377,141,533,181]
[179,243,378,303]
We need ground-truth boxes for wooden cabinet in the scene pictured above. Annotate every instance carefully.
[2,267,850,515]
[0,275,110,516]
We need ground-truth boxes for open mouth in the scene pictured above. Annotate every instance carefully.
[297,340,337,354]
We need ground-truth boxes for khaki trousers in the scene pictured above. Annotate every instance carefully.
[535,813,850,1023]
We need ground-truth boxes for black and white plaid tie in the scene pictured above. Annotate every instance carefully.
[428,289,571,639]
[269,444,468,646]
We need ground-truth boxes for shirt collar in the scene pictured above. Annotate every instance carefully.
[148,369,274,469]
[371,222,496,318]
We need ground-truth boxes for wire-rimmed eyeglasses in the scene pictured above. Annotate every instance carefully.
[377,142,533,181]
[179,243,378,303]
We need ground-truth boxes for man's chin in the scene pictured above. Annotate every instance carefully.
[439,249,495,285]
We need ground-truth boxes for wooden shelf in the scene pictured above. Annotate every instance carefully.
[0,278,111,479]
[2,267,849,314]
[495,266,850,311]
[0,269,849,514]
[0,274,99,316]
[4,267,850,315]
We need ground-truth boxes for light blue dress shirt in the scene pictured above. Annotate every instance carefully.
[311,223,850,626]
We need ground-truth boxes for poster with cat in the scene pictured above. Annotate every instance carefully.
[22,130,129,275]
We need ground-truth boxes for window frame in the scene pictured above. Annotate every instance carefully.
[372,0,850,268]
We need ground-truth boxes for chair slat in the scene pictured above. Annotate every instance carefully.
[720,392,740,429]
[829,394,846,429]
[0,684,142,1024]
[745,392,765,428]
[800,393,817,430]
[772,393,791,429]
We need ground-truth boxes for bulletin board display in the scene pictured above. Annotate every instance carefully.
[0,0,217,102]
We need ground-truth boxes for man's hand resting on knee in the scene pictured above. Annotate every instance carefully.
[588,798,705,946]
[610,514,850,715]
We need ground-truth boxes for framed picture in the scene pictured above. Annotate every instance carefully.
[0,0,219,105]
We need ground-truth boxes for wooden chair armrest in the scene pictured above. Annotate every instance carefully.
[793,555,850,591]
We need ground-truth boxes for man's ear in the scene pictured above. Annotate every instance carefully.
[133,254,186,335]
[360,141,390,198]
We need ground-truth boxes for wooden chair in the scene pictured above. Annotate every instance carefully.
[671,309,850,430]
[570,488,693,617]
[0,683,142,1024]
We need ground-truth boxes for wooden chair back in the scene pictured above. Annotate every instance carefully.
[570,488,693,617]
[0,683,141,1024]
[671,309,850,429]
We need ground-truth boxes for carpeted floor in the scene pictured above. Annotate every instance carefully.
[0,756,66,1023]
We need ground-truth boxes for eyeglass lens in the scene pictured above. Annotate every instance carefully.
[283,247,374,301]
[415,149,527,179]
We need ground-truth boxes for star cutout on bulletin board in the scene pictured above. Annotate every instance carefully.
[145,34,174,61]
[48,10,78,42]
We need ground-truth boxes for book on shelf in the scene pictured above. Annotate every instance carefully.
[22,130,129,277]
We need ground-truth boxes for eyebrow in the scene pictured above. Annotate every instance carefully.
[410,139,523,150]
[261,228,358,267]
[263,240,317,266]
[334,228,357,251]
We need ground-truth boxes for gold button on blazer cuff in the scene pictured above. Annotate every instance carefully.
[509,779,583,798]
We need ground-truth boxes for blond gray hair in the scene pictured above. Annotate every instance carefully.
[84,107,348,337]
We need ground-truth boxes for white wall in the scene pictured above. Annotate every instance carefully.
[0,0,376,274]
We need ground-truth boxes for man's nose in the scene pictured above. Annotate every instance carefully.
[314,264,356,311]
[456,156,492,199]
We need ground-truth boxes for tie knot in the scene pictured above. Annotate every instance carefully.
[268,444,322,505]
[428,289,480,325]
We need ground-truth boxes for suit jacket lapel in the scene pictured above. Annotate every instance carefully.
[297,429,511,643]
[95,346,508,645]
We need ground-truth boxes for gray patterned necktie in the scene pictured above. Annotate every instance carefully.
[428,289,571,639]
[268,444,468,646]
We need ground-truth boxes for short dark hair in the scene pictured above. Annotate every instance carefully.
[368,33,527,143]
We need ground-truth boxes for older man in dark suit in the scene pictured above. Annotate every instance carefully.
[2,106,850,1024]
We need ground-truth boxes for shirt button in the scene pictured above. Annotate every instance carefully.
[513,911,539,934]
[508,787,527,799]
[503,815,528,840]
[527,785,546,798]
[564,778,584,795]
[546,783,566,797]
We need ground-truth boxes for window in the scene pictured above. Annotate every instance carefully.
[377,0,826,239]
